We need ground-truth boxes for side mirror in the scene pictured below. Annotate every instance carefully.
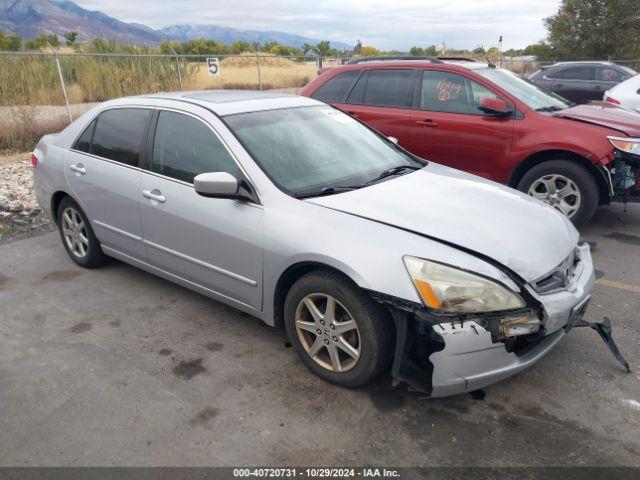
[388,136,399,145]
[479,97,511,117]
[194,172,239,198]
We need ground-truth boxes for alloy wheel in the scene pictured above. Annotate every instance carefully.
[61,207,89,258]
[528,174,581,219]
[294,293,361,373]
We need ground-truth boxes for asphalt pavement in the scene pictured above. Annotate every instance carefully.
[1,203,639,466]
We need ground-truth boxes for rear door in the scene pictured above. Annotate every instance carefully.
[65,107,152,258]
[409,69,515,181]
[547,66,597,103]
[333,69,418,150]
[138,109,263,311]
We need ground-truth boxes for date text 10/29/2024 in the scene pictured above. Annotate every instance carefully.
[233,468,401,478]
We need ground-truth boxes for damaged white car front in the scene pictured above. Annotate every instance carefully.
[377,242,628,397]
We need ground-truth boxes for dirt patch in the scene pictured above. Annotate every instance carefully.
[158,348,172,356]
[189,407,220,427]
[204,342,223,352]
[41,270,83,283]
[70,322,92,333]
[604,232,640,246]
[172,358,206,380]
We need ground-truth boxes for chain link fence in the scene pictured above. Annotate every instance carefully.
[2,52,639,152]
[0,52,349,152]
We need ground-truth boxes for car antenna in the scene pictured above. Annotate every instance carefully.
[485,56,496,69]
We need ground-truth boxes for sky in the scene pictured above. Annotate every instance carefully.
[73,0,563,51]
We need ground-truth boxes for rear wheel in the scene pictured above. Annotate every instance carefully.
[284,270,393,388]
[57,197,106,268]
[517,160,599,227]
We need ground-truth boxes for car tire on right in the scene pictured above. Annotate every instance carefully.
[518,159,599,227]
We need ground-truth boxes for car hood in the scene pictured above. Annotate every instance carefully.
[306,163,578,283]
[551,101,640,137]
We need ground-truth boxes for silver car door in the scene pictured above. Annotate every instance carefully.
[139,109,263,311]
[65,107,152,258]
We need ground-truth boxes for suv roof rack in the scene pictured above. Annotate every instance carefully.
[436,56,478,62]
[346,56,444,65]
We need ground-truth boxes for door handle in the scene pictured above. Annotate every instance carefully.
[142,189,166,203]
[416,119,438,127]
[69,163,86,174]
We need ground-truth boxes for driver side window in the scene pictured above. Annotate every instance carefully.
[419,71,497,115]
[152,111,238,183]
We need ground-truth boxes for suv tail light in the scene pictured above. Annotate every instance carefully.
[31,154,38,168]
[605,96,621,105]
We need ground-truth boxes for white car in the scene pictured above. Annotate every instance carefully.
[604,73,640,112]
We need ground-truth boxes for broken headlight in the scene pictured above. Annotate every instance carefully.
[608,136,640,157]
[403,256,526,314]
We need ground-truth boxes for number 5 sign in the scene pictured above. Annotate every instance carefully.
[207,58,220,76]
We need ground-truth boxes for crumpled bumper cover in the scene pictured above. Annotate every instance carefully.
[428,321,565,397]
[384,243,601,397]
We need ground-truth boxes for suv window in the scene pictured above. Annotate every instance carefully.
[346,69,413,108]
[597,67,627,82]
[90,108,152,166]
[547,66,595,81]
[151,111,238,184]
[311,70,359,103]
[419,70,497,115]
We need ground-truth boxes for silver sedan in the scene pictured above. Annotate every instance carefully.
[33,91,595,396]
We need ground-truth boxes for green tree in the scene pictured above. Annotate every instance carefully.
[0,30,22,51]
[314,40,334,57]
[230,40,251,54]
[545,0,640,59]
[24,33,59,51]
[473,46,486,55]
[409,46,424,56]
[64,31,78,46]
[360,45,380,56]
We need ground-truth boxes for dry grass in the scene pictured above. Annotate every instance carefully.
[0,107,69,153]
[0,54,318,151]
[184,57,316,90]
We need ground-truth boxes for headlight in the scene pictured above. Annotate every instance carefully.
[403,256,526,314]
[608,136,640,156]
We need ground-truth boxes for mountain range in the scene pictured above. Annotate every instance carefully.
[0,0,351,50]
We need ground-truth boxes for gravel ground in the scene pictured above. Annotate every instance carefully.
[0,153,54,244]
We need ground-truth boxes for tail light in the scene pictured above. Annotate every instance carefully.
[605,96,621,105]
[31,154,38,168]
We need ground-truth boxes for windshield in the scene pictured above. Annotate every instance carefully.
[224,106,424,197]
[477,68,572,111]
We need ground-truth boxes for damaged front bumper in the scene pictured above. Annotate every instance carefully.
[381,243,628,397]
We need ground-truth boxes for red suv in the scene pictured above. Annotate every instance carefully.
[301,58,640,226]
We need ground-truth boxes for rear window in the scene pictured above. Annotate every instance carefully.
[311,70,359,103]
[73,119,96,153]
[89,108,152,166]
[346,69,414,108]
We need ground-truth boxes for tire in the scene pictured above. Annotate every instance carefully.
[57,196,106,268]
[517,160,599,227]
[284,270,393,388]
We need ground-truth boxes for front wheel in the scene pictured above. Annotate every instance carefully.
[517,160,599,227]
[284,270,393,388]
